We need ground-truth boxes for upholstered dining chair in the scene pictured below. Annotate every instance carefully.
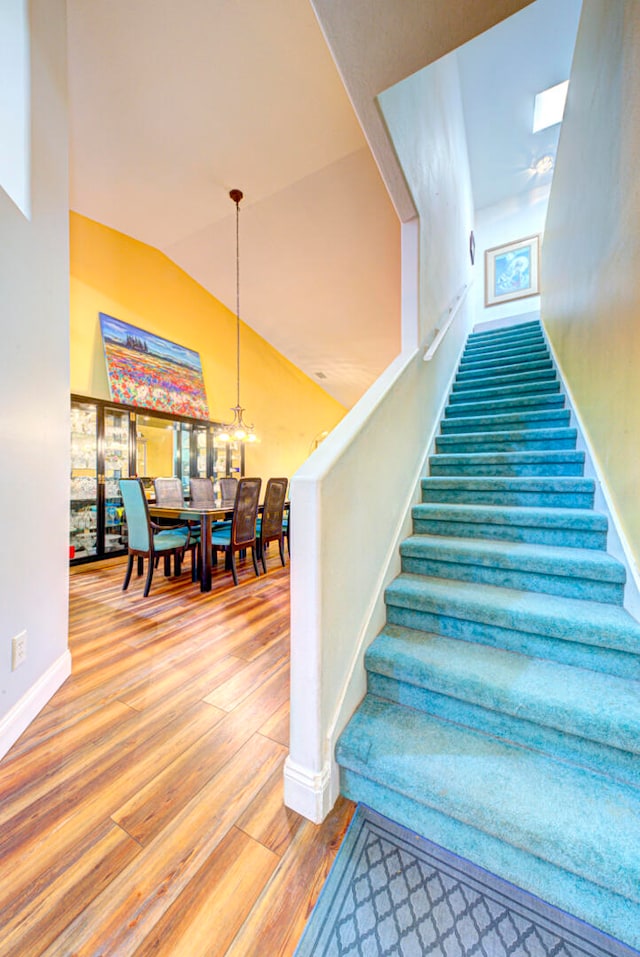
[256,477,288,573]
[189,477,215,507]
[119,478,197,596]
[154,476,184,507]
[211,477,262,585]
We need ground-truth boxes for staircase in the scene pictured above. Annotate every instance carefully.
[336,319,640,949]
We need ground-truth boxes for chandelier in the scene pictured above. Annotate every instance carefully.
[217,188,257,444]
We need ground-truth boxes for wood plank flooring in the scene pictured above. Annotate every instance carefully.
[0,552,355,956]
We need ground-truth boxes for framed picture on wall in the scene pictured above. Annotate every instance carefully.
[485,234,540,307]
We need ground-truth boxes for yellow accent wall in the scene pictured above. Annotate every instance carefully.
[70,213,346,484]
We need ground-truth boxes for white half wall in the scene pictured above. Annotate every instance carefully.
[285,49,475,821]
[0,0,70,758]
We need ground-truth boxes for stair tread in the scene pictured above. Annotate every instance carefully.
[446,394,566,417]
[367,625,640,755]
[453,369,557,391]
[413,502,606,529]
[422,475,595,491]
[431,449,584,464]
[385,573,640,652]
[440,410,571,433]
[337,696,640,902]
[437,426,577,445]
[400,534,625,582]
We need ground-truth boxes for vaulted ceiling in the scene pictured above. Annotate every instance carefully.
[67,0,537,407]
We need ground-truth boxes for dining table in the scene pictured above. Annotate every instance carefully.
[148,503,233,592]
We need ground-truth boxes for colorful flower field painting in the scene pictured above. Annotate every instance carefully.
[99,313,210,419]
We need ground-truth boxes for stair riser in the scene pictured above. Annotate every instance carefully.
[367,674,640,790]
[400,555,624,604]
[460,344,548,366]
[463,334,546,356]
[453,369,557,394]
[456,358,553,383]
[339,769,640,950]
[412,516,606,549]
[421,486,595,509]
[467,327,543,347]
[445,394,566,418]
[384,604,640,680]
[435,435,577,454]
[468,319,541,340]
[440,411,571,434]
[429,461,585,477]
[459,350,550,375]
[450,384,562,408]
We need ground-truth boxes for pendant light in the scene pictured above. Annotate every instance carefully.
[217,188,257,444]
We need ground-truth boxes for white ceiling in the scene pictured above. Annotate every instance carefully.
[67,0,580,410]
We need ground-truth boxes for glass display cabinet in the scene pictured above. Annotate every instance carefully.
[70,395,244,564]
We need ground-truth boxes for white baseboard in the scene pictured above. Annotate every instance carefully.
[0,650,72,760]
[283,755,332,824]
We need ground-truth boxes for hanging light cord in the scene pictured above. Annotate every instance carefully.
[235,195,241,410]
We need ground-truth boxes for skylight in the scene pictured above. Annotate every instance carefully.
[533,80,569,133]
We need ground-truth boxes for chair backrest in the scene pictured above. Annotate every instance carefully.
[154,477,184,506]
[119,478,152,551]
[219,476,238,506]
[260,478,288,542]
[231,477,262,547]
[190,477,215,507]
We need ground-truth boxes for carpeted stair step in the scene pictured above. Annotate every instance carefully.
[421,476,596,508]
[465,319,542,344]
[457,346,550,375]
[412,502,607,548]
[455,356,554,384]
[435,426,577,454]
[448,379,561,406]
[464,327,545,351]
[365,625,640,788]
[337,695,640,944]
[445,391,566,419]
[429,449,585,477]
[399,535,625,603]
[452,367,557,395]
[440,407,571,435]
[459,341,549,367]
[384,573,640,679]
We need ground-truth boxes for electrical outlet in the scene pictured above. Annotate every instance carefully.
[11,630,27,670]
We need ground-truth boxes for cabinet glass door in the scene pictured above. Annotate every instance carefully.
[103,407,130,554]
[70,401,98,559]
[178,423,191,494]
[194,426,208,478]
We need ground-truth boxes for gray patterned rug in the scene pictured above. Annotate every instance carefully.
[295,805,638,957]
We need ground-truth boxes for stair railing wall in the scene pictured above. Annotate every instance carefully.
[285,233,474,822]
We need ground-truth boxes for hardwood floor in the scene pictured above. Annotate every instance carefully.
[0,552,355,956]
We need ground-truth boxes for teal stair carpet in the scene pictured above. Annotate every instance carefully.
[336,319,640,949]
[295,805,639,957]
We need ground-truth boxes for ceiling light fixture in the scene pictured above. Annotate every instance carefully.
[533,154,554,175]
[217,189,257,445]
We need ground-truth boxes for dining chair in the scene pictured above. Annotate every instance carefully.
[154,476,184,506]
[211,477,262,585]
[219,476,239,507]
[189,477,215,507]
[257,477,288,573]
[119,478,197,596]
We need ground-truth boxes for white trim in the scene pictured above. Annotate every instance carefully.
[542,324,640,618]
[283,754,333,824]
[0,650,71,760]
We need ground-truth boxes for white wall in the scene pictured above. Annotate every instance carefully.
[542,0,640,572]
[0,0,71,757]
[473,187,549,326]
[286,51,475,821]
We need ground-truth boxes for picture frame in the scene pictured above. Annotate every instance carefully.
[99,312,210,419]
[484,234,540,307]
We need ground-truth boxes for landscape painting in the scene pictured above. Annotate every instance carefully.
[99,313,210,419]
